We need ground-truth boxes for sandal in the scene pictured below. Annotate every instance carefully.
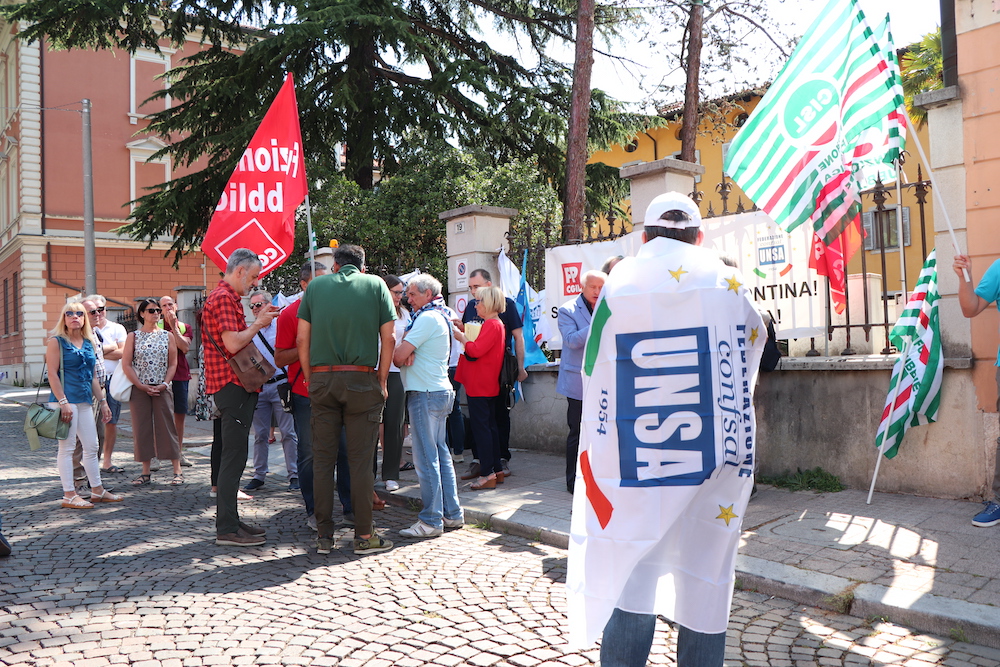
[101,465,125,474]
[91,489,124,503]
[399,462,415,472]
[170,474,185,486]
[132,474,152,486]
[61,495,94,509]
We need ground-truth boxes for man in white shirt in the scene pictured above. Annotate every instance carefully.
[85,294,127,472]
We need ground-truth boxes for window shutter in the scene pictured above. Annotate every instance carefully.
[862,211,874,250]
[902,206,911,247]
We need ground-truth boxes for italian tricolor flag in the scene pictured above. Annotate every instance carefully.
[875,250,942,459]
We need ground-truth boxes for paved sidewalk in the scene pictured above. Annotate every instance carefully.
[6,385,1000,650]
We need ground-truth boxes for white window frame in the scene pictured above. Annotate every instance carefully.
[862,205,911,251]
[126,138,171,208]
[129,47,175,124]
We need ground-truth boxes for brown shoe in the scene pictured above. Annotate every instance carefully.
[459,461,481,480]
[239,522,266,536]
[216,527,265,546]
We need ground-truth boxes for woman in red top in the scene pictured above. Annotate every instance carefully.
[454,286,507,490]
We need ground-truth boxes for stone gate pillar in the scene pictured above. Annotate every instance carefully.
[620,157,705,231]
[441,205,518,316]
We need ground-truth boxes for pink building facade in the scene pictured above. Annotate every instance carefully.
[0,23,212,383]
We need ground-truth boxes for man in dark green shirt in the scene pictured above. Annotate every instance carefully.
[298,244,396,555]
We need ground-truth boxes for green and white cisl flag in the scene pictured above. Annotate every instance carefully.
[566,237,766,646]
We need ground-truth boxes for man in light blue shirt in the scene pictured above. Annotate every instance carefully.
[955,253,1000,527]
[393,274,464,538]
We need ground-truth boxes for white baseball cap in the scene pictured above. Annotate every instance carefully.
[644,192,702,229]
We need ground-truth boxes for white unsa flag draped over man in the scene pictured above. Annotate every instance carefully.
[566,237,765,645]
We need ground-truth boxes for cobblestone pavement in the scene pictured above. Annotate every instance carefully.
[3,402,1000,666]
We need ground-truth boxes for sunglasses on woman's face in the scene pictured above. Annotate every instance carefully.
[144,308,162,315]
[65,311,85,318]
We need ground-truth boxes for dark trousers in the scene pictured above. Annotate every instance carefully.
[447,367,465,456]
[495,395,512,461]
[468,396,501,476]
[380,372,405,480]
[213,382,258,536]
[566,398,582,492]
[292,392,351,516]
[210,418,222,486]
[310,371,385,538]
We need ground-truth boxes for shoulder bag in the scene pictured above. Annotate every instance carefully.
[206,329,276,394]
[23,357,70,451]
[109,360,133,402]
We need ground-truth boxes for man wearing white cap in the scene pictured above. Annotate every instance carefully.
[566,192,766,666]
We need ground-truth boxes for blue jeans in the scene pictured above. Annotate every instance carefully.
[291,393,351,517]
[407,390,462,529]
[601,609,726,667]
[447,367,465,455]
[252,383,298,480]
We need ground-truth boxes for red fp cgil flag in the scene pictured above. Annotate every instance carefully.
[202,73,307,278]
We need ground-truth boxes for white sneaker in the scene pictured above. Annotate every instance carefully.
[209,490,218,498]
[237,490,253,501]
[307,515,317,531]
[385,480,399,492]
[452,453,464,464]
[443,515,464,529]
[399,520,443,538]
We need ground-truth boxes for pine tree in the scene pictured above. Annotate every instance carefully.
[2,0,588,258]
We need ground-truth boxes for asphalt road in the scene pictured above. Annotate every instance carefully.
[1,399,997,667]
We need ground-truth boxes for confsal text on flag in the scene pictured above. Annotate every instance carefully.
[874,249,941,459]
[724,0,904,315]
[202,74,307,279]
[566,238,765,646]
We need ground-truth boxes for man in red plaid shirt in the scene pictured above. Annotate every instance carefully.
[202,248,279,547]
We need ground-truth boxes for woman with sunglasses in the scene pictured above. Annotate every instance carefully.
[122,299,182,486]
[46,301,120,508]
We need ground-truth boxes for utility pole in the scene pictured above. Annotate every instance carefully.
[82,98,96,296]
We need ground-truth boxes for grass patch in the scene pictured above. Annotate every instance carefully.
[822,587,855,615]
[758,467,845,493]
[406,498,422,512]
[949,627,968,643]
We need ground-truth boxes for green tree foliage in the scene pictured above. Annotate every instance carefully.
[263,141,561,296]
[0,0,588,259]
[900,28,942,129]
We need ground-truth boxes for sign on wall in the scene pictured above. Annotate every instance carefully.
[454,258,469,289]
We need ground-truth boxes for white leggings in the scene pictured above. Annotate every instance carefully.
[52,402,102,493]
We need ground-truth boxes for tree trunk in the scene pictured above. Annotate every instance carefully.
[563,0,595,242]
[346,31,377,190]
[679,0,704,164]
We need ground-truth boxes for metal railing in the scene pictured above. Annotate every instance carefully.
[508,163,932,357]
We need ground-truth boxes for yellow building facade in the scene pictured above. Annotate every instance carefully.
[590,91,937,301]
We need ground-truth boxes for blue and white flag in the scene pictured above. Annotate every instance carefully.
[567,237,766,645]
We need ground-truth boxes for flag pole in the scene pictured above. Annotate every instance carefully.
[894,172,907,298]
[867,337,911,504]
[305,193,316,282]
[904,114,969,282]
